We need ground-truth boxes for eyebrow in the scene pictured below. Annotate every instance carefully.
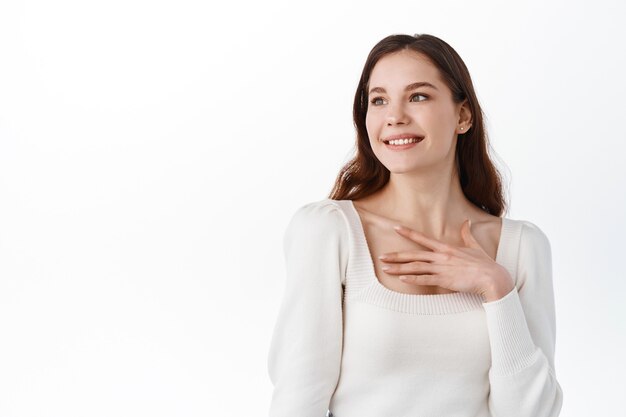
[368,81,439,95]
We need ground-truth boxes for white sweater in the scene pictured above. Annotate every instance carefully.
[267,198,563,417]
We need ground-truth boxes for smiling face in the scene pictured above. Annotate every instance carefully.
[365,49,471,175]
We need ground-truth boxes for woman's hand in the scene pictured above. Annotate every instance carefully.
[378,219,514,302]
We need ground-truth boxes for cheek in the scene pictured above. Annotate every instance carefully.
[416,108,453,138]
[427,104,456,128]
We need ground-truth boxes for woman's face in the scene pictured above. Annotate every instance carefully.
[365,49,470,175]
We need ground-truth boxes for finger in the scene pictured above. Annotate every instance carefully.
[461,219,483,250]
[393,225,450,252]
[398,274,439,285]
[383,261,443,276]
[378,250,447,263]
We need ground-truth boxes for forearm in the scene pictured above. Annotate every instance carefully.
[482,286,563,417]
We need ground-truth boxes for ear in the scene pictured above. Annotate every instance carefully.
[457,99,472,132]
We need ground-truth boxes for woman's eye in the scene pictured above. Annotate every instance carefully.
[410,93,428,102]
[369,94,428,106]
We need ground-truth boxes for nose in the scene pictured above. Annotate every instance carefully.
[386,102,409,125]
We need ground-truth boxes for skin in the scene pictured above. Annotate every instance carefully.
[356,49,513,302]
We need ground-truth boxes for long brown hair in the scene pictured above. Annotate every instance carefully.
[327,33,507,216]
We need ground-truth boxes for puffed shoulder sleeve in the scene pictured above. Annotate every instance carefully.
[267,200,349,417]
[482,220,564,417]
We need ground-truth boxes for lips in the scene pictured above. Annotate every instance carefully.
[382,134,425,144]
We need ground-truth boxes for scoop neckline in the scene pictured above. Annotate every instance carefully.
[346,199,508,299]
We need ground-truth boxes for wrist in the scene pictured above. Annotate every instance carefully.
[483,267,515,302]
[483,284,514,302]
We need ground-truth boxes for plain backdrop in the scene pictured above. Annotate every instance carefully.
[1,0,625,416]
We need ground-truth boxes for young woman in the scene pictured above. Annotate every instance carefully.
[267,33,563,417]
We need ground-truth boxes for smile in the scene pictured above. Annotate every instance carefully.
[384,137,423,150]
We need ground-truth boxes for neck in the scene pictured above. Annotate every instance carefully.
[374,163,476,240]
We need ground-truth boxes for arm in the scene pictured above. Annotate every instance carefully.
[482,220,564,417]
[267,200,348,417]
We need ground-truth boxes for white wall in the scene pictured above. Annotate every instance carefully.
[0,0,624,415]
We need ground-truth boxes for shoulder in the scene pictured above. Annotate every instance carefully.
[518,219,552,253]
[284,198,348,241]
[504,219,556,296]
[287,198,344,226]
[511,219,553,283]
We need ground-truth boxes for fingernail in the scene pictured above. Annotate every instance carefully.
[378,254,388,260]
[393,225,403,231]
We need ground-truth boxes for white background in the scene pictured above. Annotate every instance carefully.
[1,0,624,416]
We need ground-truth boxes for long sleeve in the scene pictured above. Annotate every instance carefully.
[482,220,564,417]
[267,200,348,417]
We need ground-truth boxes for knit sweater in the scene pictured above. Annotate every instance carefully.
[267,198,563,417]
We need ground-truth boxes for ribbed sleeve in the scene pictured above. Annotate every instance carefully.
[267,200,348,417]
[482,286,538,374]
[482,220,564,417]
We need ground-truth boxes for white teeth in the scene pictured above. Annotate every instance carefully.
[386,137,421,145]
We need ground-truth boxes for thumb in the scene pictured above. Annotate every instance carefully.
[461,219,482,249]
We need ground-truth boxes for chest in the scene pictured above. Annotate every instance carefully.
[360,215,499,295]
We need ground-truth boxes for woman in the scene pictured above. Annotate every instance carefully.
[267,33,563,417]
